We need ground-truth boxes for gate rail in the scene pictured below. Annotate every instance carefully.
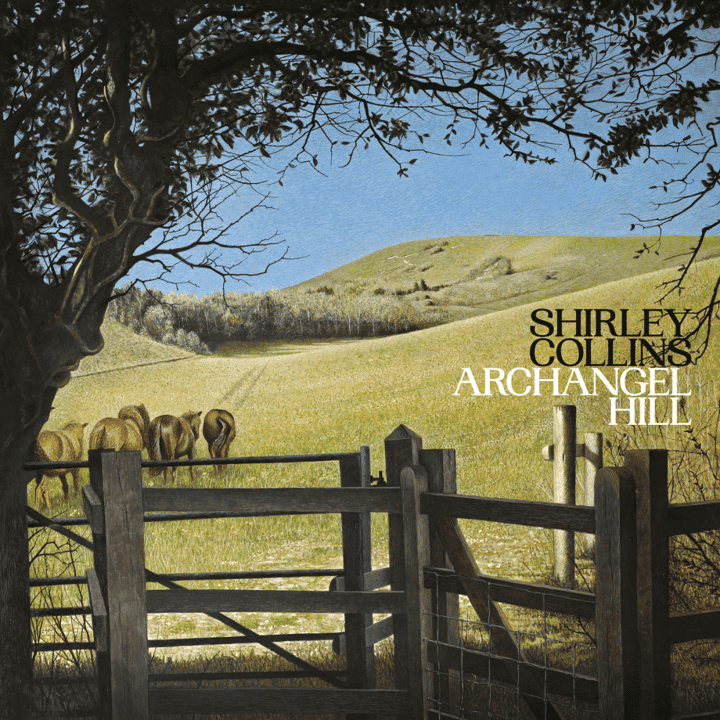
[29,418,720,718]
[82,447,429,719]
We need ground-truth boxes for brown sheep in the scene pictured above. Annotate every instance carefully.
[148,411,202,485]
[27,422,87,510]
[202,409,236,474]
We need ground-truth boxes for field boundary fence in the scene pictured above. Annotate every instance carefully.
[24,408,720,718]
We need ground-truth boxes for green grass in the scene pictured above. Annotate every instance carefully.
[288,233,720,316]
[31,254,720,717]
[43,256,720,582]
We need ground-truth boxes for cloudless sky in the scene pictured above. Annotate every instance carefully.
[134,88,720,296]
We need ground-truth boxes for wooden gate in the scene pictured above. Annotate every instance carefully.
[42,417,720,719]
[83,445,431,719]
[391,422,720,720]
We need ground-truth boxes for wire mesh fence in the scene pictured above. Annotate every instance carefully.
[425,569,599,720]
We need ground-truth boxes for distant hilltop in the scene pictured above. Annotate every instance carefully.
[289,233,720,322]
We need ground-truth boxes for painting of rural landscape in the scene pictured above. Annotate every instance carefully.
[6,3,720,719]
[26,231,720,717]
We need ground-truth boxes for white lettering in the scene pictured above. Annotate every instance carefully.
[453,368,482,396]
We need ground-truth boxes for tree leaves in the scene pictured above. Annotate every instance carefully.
[2,0,720,297]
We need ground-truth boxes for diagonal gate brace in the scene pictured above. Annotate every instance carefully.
[27,506,345,689]
[431,514,563,720]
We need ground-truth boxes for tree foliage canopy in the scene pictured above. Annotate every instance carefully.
[3,3,717,277]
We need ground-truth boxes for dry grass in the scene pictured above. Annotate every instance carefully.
[75,320,193,376]
[289,233,720,322]
[31,255,720,716]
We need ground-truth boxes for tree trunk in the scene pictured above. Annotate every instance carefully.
[0,478,33,719]
[0,291,97,719]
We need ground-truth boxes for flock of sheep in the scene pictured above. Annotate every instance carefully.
[27,405,236,509]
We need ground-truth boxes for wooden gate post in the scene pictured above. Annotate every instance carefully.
[400,465,431,720]
[85,566,110,720]
[87,450,149,720]
[384,425,422,694]
[553,405,576,587]
[340,446,375,719]
[623,449,670,720]
[583,432,603,558]
[595,466,639,719]
[420,448,460,712]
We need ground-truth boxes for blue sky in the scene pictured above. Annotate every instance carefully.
[137,103,720,296]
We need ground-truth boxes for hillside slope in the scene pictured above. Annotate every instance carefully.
[46,257,720,685]
[74,320,194,377]
[290,233,720,322]
[55,258,720,459]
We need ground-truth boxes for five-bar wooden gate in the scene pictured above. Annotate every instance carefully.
[73,419,720,719]
[83,438,444,719]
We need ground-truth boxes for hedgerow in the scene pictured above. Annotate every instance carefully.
[107,284,446,351]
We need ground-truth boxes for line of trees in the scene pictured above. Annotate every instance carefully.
[107,284,447,350]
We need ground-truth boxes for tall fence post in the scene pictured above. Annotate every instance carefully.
[595,466,639,719]
[400,465,431,720]
[87,449,148,720]
[384,426,422,699]
[553,405,576,588]
[340,446,375,719]
[623,449,670,720]
[583,432,603,558]
[420,447,460,713]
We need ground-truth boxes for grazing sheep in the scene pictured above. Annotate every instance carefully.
[202,409,236,474]
[148,411,202,484]
[28,422,87,510]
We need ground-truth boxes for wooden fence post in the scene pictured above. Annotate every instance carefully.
[553,405,576,588]
[583,432,603,558]
[420,448,460,713]
[88,449,149,720]
[340,446,375,719]
[85,566,110,720]
[400,465,431,719]
[595,466,639,719]
[384,425,422,694]
[623,449,670,720]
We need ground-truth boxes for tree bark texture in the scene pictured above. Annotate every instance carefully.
[0,481,33,719]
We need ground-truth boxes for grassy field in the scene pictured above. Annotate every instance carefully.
[74,319,193,375]
[32,251,720,716]
[44,256,720,574]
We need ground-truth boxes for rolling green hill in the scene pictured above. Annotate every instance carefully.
[56,255,720,483]
[38,252,720,715]
[43,253,720,668]
[290,233,720,322]
[45,253,720,610]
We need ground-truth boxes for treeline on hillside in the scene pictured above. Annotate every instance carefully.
[106,284,446,353]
